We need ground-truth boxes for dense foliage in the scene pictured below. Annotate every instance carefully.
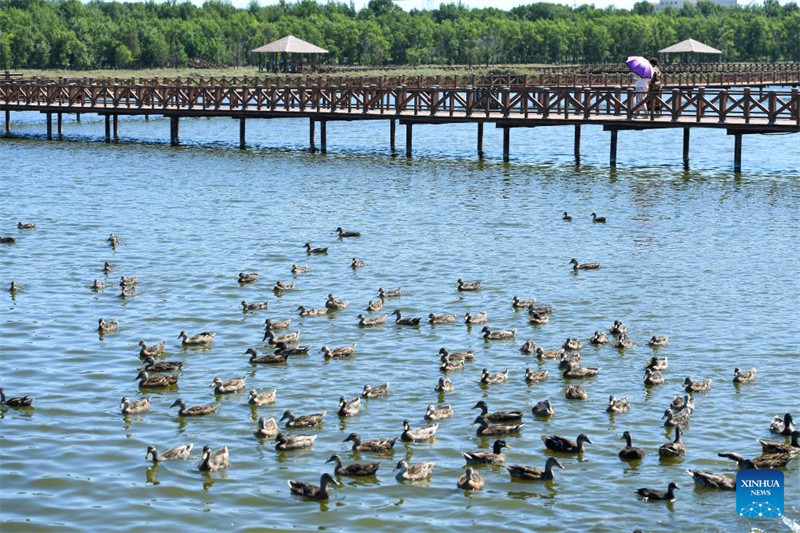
[0,0,798,70]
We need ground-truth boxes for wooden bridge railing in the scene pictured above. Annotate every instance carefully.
[14,64,800,91]
[2,82,798,126]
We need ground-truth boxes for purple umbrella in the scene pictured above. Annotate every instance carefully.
[626,56,653,79]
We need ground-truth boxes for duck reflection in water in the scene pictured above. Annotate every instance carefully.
[146,464,159,485]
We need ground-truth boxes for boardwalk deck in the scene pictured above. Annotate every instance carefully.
[2,80,798,171]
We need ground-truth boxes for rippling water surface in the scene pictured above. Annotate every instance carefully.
[1,113,799,532]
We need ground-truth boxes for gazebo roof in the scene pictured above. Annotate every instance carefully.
[659,38,722,55]
[252,35,328,54]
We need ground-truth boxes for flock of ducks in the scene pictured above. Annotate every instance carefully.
[4,220,798,507]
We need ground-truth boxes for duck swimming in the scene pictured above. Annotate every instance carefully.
[474,415,524,436]
[507,457,564,481]
[758,431,800,455]
[263,330,300,344]
[107,233,119,247]
[565,385,588,400]
[343,433,397,453]
[562,361,600,379]
[280,410,326,428]
[357,314,386,327]
[0,388,33,408]
[473,400,522,422]
[610,320,627,336]
[615,334,633,350]
[338,395,361,417]
[481,326,516,341]
[289,473,341,500]
[434,377,454,392]
[401,420,438,442]
[670,395,694,414]
[425,404,453,421]
[326,454,380,477]
[591,212,607,223]
[362,383,390,398]
[291,264,308,274]
[536,346,564,360]
[378,287,402,299]
[246,347,290,364]
[647,335,669,347]
[439,347,476,362]
[457,467,484,490]
[119,396,148,414]
[336,227,361,238]
[606,395,630,413]
[178,330,215,346]
[529,312,549,325]
[429,313,456,324]
[770,413,795,435]
[119,276,138,288]
[326,293,349,310]
[685,470,735,491]
[619,431,645,460]
[395,460,434,482]
[135,371,178,388]
[541,433,592,453]
[98,318,119,334]
[274,281,296,292]
[297,306,327,317]
[718,451,792,469]
[17,221,36,230]
[146,443,193,462]
[366,299,384,312]
[562,212,572,222]
[590,331,609,345]
[663,408,691,428]
[211,376,246,394]
[242,300,269,312]
[646,356,668,371]
[351,257,366,269]
[659,427,686,458]
[138,340,166,359]
[563,338,582,351]
[142,357,183,372]
[512,296,536,309]
[320,343,357,358]
[559,353,581,371]
[392,310,421,326]
[733,367,757,383]
[275,433,317,451]
[532,400,555,417]
[525,367,548,384]
[465,311,489,325]
[248,389,277,406]
[570,258,600,270]
[457,278,482,291]
[684,376,712,393]
[170,399,219,417]
[304,242,328,254]
[238,272,259,284]
[198,445,228,471]
[462,439,510,464]
[644,368,665,386]
[481,368,509,384]
[637,482,679,501]
[520,340,536,354]
[254,417,279,438]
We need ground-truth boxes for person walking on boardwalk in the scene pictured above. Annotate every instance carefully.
[648,57,663,114]
[633,73,649,117]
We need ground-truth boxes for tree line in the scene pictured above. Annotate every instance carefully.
[0,0,798,71]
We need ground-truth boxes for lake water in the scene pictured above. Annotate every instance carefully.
[1,112,799,532]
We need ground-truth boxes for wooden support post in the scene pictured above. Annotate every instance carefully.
[390,119,396,154]
[320,120,327,153]
[57,113,63,140]
[239,118,246,150]
[477,122,484,159]
[733,133,742,173]
[502,127,510,162]
[76,113,81,123]
[309,118,315,152]
[4,109,9,133]
[682,128,690,169]
[170,116,179,146]
[144,115,149,122]
[405,122,412,158]
[609,129,618,167]
[46,112,53,140]
[104,115,111,143]
[112,115,119,142]
[574,124,581,163]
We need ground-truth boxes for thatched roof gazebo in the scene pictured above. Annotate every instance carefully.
[659,39,722,64]
[252,35,329,73]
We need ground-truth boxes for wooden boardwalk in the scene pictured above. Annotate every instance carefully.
[2,80,798,171]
